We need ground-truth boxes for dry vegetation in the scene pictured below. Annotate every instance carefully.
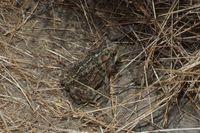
[0,0,200,132]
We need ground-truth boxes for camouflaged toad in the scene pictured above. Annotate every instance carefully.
[60,40,118,105]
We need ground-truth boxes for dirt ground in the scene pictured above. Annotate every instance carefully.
[0,0,200,132]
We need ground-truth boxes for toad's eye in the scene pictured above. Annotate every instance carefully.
[102,55,109,62]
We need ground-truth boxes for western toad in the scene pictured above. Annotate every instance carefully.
[61,40,118,105]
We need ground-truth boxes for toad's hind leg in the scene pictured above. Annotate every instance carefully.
[69,86,96,104]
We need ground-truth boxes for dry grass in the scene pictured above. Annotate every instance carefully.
[0,0,200,132]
